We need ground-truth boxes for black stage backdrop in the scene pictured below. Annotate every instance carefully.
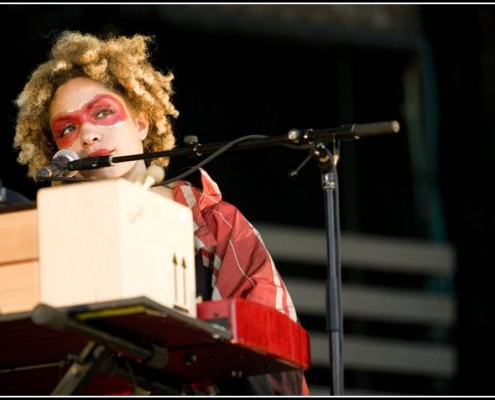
[0,4,494,395]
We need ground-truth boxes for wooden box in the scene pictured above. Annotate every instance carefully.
[0,179,196,318]
[0,208,39,314]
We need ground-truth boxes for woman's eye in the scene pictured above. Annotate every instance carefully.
[59,124,76,137]
[94,107,115,119]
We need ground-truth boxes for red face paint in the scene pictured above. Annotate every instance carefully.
[51,94,128,148]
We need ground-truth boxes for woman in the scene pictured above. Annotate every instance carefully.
[13,31,309,395]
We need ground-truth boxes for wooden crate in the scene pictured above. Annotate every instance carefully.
[0,179,196,318]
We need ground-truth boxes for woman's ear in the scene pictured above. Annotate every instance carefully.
[135,111,149,140]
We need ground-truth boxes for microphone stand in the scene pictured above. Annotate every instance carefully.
[66,121,400,177]
[313,141,344,395]
[65,120,400,396]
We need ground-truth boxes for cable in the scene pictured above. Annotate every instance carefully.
[158,134,270,186]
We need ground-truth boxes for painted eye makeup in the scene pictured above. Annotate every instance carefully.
[51,94,128,147]
[58,123,77,138]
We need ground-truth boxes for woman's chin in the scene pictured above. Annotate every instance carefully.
[80,169,128,181]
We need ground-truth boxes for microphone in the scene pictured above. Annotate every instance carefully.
[35,149,79,181]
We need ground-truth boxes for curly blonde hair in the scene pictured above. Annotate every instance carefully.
[13,30,179,180]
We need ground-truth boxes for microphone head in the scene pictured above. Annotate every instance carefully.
[36,149,79,181]
[35,149,80,181]
[52,149,80,178]
[52,149,79,178]
[53,149,79,162]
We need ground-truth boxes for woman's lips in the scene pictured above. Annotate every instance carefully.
[88,149,113,157]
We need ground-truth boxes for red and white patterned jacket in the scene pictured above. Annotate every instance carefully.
[171,168,309,396]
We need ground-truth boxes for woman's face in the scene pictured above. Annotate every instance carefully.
[49,77,149,181]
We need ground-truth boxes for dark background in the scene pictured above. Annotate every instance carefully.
[1,4,494,395]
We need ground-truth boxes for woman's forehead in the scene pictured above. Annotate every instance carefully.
[50,77,124,116]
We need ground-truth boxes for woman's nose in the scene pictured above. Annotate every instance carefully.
[80,123,101,146]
